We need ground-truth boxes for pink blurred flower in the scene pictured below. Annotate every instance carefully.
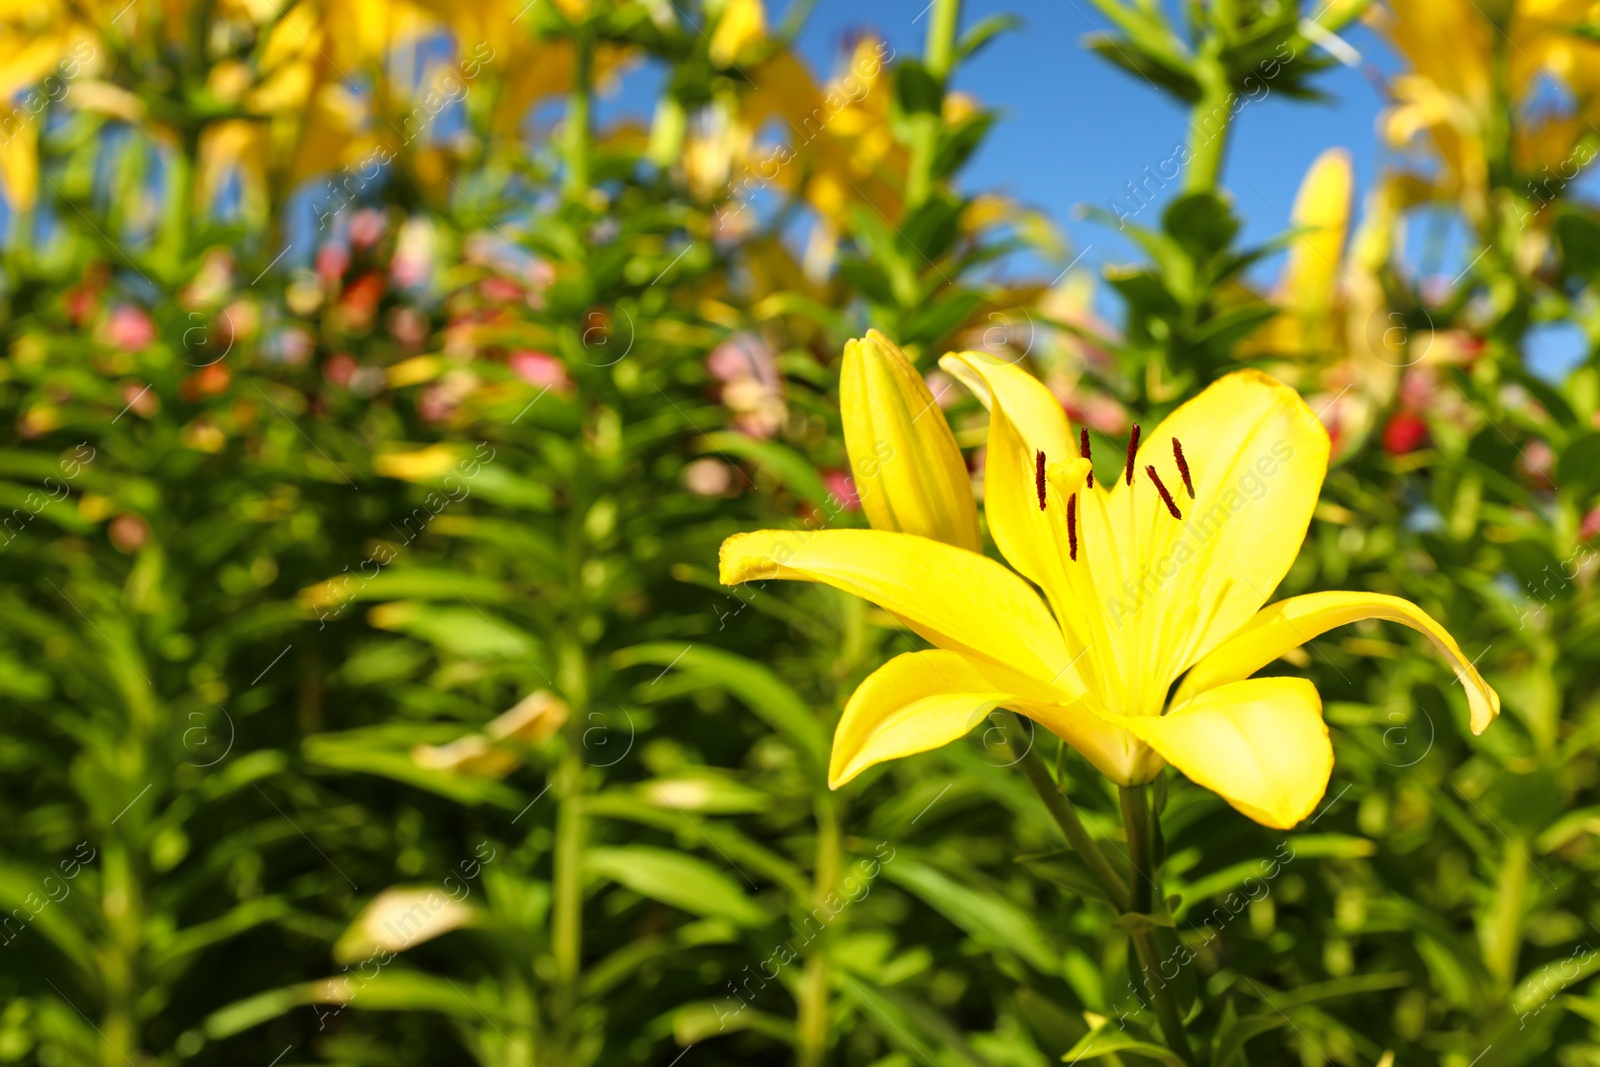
[924,370,960,410]
[107,306,155,350]
[388,306,429,349]
[1520,439,1556,489]
[122,380,159,418]
[708,333,779,388]
[823,469,860,510]
[348,209,386,249]
[1581,506,1600,542]
[317,243,350,283]
[684,458,736,497]
[109,513,150,553]
[481,277,525,304]
[509,350,571,392]
[525,260,555,310]
[709,333,785,438]
[324,353,358,387]
[418,383,457,422]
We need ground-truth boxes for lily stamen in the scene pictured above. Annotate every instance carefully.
[1125,423,1140,486]
[1080,428,1094,488]
[1035,450,1047,511]
[1146,464,1183,519]
[1172,437,1194,498]
[1067,492,1078,559]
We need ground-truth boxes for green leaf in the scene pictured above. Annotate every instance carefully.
[956,14,1023,62]
[894,60,942,116]
[586,846,769,926]
[1211,1000,1286,1067]
[900,194,963,262]
[1017,850,1118,906]
[1165,191,1240,259]
[840,976,999,1066]
[302,730,523,808]
[934,112,997,182]
[616,643,828,769]
[1241,971,1410,1012]
[884,857,1060,973]
[902,289,986,349]
[1555,209,1600,282]
[1061,1023,1189,1065]
[1556,431,1600,490]
[368,603,541,662]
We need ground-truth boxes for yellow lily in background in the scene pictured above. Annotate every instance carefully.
[1239,148,1410,460]
[720,336,1499,828]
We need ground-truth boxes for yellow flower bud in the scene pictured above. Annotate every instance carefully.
[840,330,981,552]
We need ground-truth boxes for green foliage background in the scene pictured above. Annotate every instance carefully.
[0,0,1597,1065]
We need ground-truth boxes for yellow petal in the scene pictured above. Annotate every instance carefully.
[938,350,1073,462]
[720,528,1078,688]
[1113,677,1331,829]
[842,331,981,551]
[709,0,767,64]
[1092,369,1330,716]
[1280,148,1353,355]
[831,650,1140,787]
[0,115,36,214]
[1175,590,1500,734]
[938,350,1102,670]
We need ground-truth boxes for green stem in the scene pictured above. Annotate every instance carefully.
[100,838,141,1067]
[1183,54,1233,193]
[1120,785,1193,1065]
[904,0,962,210]
[1012,718,1129,910]
[1481,836,1528,991]
[550,738,584,1062]
[1129,927,1195,1065]
[923,0,962,81]
[1118,785,1153,914]
[797,792,840,1067]
[563,30,594,200]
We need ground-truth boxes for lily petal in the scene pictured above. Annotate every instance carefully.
[1282,148,1353,355]
[1113,677,1331,829]
[830,650,1140,787]
[939,349,1088,561]
[1174,590,1500,734]
[720,528,1080,688]
[938,351,1103,659]
[842,331,982,551]
[1096,369,1330,714]
[939,350,1074,465]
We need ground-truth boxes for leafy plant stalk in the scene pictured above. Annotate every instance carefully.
[905,0,963,210]
[1121,784,1193,1063]
[798,791,840,1067]
[1012,723,1130,909]
[1184,50,1233,193]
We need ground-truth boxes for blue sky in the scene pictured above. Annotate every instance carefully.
[791,0,1401,274]
[776,0,1588,378]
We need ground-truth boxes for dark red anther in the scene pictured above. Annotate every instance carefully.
[1124,424,1140,486]
[1067,493,1078,560]
[1079,427,1094,488]
[1146,465,1183,519]
[1172,437,1194,498]
[1035,450,1047,511]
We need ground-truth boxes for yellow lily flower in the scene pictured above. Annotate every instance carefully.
[720,343,1499,829]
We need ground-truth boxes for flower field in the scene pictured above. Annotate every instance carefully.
[0,0,1598,1064]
